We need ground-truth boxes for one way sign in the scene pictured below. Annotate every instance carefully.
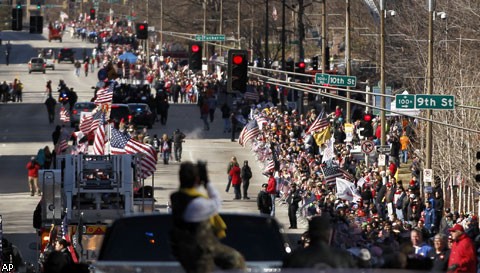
[376,145,391,154]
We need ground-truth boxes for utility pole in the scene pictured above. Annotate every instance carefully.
[345,0,351,123]
[265,0,269,68]
[380,0,386,146]
[219,0,223,55]
[281,0,286,71]
[237,0,241,49]
[203,0,207,59]
[297,0,305,60]
[160,0,163,56]
[426,0,435,173]
[321,0,326,72]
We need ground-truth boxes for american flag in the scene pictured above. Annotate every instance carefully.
[92,114,106,155]
[238,120,260,146]
[94,83,114,105]
[60,107,70,122]
[244,90,259,102]
[254,115,268,131]
[55,139,69,155]
[305,110,329,135]
[61,216,79,263]
[79,109,102,135]
[263,159,275,173]
[110,128,157,178]
[321,165,345,185]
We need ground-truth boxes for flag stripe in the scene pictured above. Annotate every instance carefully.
[238,120,260,146]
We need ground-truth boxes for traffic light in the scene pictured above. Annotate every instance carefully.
[475,151,480,182]
[12,7,23,31]
[360,112,374,139]
[135,23,148,39]
[90,8,96,20]
[325,46,330,71]
[227,49,248,93]
[29,15,43,34]
[188,42,202,72]
[311,56,319,70]
[285,59,294,72]
[36,2,41,9]
[294,61,306,80]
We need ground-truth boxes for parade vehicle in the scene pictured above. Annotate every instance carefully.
[36,154,156,264]
[91,213,291,273]
[127,103,155,129]
[48,25,63,43]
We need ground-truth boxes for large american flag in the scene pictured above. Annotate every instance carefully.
[263,158,275,173]
[254,115,269,131]
[321,165,345,185]
[79,109,102,135]
[92,113,106,155]
[305,111,329,135]
[60,107,70,123]
[61,216,78,263]
[94,83,114,105]
[238,120,260,146]
[110,128,157,178]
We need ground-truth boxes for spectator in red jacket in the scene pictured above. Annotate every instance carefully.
[229,163,242,200]
[447,224,477,273]
[26,156,41,196]
[266,171,277,217]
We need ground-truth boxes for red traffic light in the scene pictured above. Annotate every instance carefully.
[139,24,145,30]
[298,62,306,69]
[90,9,95,13]
[191,44,200,53]
[363,113,372,122]
[232,55,244,65]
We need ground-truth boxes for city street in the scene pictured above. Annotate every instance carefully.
[0,28,303,266]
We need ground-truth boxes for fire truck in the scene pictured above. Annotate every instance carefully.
[37,154,155,263]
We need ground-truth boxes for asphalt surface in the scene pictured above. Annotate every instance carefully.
[0,27,306,267]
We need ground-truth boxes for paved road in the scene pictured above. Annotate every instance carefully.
[0,28,307,267]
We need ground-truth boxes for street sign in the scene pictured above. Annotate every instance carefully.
[423,169,433,183]
[415,94,455,110]
[376,145,391,154]
[361,140,375,154]
[328,75,357,87]
[395,94,415,109]
[315,73,329,85]
[314,73,356,87]
[378,154,387,166]
[195,34,226,41]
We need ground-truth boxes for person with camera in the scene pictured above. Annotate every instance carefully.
[173,129,186,162]
[169,161,246,273]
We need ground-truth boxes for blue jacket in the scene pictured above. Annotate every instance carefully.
[424,207,436,230]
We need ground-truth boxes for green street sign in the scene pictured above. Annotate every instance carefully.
[328,75,357,87]
[314,73,356,87]
[395,94,415,109]
[315,73,330,85]
[195,34,226,41]
[416,94,455,110]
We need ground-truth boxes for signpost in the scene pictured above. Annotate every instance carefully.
[423,169,433,183]
[195,34,226,41]
[376,145,391,154]
[378,154,387,166]
[395,94,455,110]
[415,94,455,110]
[361,140,375,154]
[314,73,357,87]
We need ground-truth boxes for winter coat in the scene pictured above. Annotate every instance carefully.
[448,233,477,273]
[229,165,242,186]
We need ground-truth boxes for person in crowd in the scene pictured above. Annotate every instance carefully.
[257,183,272,215]
[282,215,357,268]
[52,125,62,147]
[266,171,277,217]
[26,156,41,196]
[240,160,252,200]
[169,161,246,273]
[225,156,238,193]
[447,224,477,273]
[409,228,432,258]
[160,133,172,165]
[221,103,231,133]
[74,60,81,77]
[399,131,410,164]
[200,99,210,131]
[156,91,169,125]
[173,129,186,162]
[229,112,238,142]
[287,183,302,229]
[427,233,450,272]
[207,94,217,122]
[229,159,242,200]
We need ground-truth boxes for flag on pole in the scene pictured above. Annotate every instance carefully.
[305,110,329,135]
[79,109,102,135]
[254,115,268,131]
[321,165,344,185]
[61,216,79,263]
[55,139,69,155]
[110,128,157,178]
[313,126,332,147]
[238,120,260,147]
[60,107,70,123]
[263,158,275,173]
[94,83,114,105]
[71,212,83,262]
[336,178,361,202]
[92,115,106,155]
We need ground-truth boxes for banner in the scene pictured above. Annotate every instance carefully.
[336,178,361,202]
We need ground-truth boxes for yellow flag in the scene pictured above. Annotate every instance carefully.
[313,126,331,146]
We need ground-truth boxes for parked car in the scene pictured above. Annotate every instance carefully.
[92,213,291,273]
[127,103,155,129]
[57,48,75,63]
[45,57,55,70]
[71,102,96,127]
[28,57,46,74]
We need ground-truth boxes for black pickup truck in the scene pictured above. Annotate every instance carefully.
[92,213,292,273]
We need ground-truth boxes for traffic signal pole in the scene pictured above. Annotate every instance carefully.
[380,0,387,146]
[345,0,351,123]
